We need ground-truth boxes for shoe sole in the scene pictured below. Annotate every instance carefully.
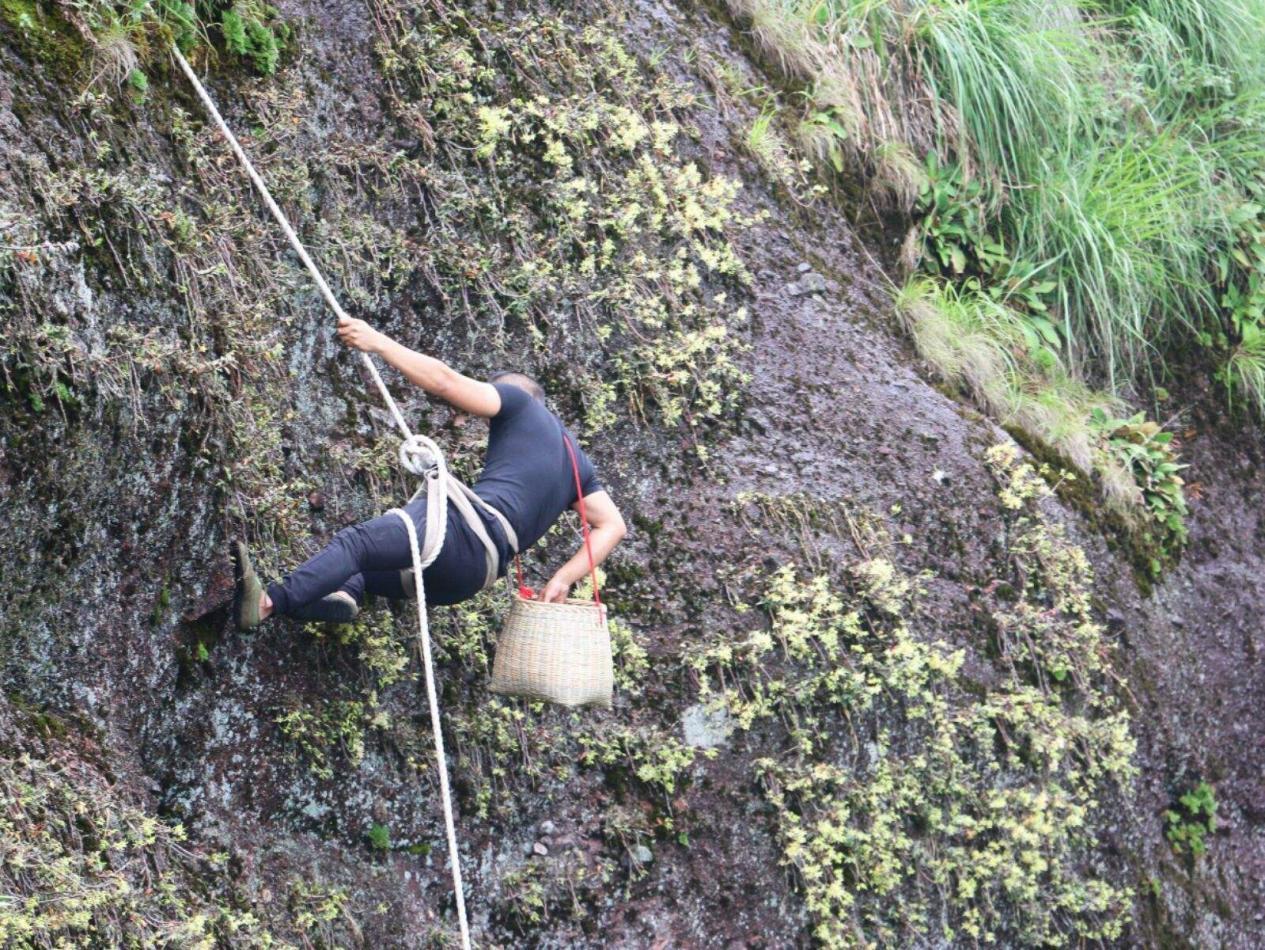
[231,540,263,630]
[289,591,360,624]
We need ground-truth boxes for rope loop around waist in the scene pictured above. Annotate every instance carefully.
[402,435,519,590]
[399,433,443,478]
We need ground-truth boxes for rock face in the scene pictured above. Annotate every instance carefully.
[2,0,1264,946]
[681,703,734,750]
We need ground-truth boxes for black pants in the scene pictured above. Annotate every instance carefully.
[266,496,499,615]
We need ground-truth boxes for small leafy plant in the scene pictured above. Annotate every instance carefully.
[917,153,999,278]
[367,822,391,851]
[916,155,1058,344]
[1215,200,1265,415]
[1165,781,1216,856]
[798,107,851,173]
[219,1,289,75]
[1090,409,1189,567]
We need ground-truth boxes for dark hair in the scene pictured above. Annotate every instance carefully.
[488,371,545,402]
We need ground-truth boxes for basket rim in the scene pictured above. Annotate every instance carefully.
[512,591,605,610]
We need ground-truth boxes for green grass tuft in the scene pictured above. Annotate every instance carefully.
[897,276,1190,545]
[730,0,1265,424]
[1006,129,1227,382]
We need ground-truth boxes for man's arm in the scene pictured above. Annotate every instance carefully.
[540,491,628,603]
[337,316,502,418]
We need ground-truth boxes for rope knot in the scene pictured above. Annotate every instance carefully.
[399,433,445,478]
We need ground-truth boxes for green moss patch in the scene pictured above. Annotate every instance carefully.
[688,445,1137,946]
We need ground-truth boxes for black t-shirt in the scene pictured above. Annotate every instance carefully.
[471,382,601,564]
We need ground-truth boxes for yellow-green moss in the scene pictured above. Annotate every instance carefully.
[689,446,1137,946]
[1,0,86,77]
[377,14,759,441]
[0,704,278,945]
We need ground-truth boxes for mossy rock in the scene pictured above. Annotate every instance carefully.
[1,0,87,78]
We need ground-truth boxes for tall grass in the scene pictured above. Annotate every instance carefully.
[896,275,1027,415]
[729,0,1265,407]
[728,0,948,200]
[905,0,1098,187]
[1196,88,1265,193]
[738,0,1102,191]
[1007,129,1228,381]
[1104,0,1265,117]
[1223,330,1265,415]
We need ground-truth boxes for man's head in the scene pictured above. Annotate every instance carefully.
[488,371,545,402]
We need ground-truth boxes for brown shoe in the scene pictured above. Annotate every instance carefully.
[231,541,264,630]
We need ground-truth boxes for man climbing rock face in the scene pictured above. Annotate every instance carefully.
[231,316,627,628]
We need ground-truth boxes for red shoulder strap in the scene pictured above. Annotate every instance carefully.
[562,432,602,607]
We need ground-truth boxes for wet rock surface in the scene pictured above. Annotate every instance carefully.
[1,0,1264,946]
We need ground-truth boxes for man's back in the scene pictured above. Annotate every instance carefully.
[473,382,601,555]
[240,322,624,626]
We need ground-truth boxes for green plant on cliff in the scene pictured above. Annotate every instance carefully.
[367,822,391,851]
[895,152,1192,557]
[275,698,375,781]
[1165,780,1218,857]
[272,609,408,780]
[61,0,290,76]
[1,91,324,555]
[0,702,279,945]
[748,102,817,202]
[500,864,548,929]
[917,156,1002,279]
[1216,197,1265,415]
[218,0,288,74]
[900,153,1191,558]
[375,13,758,442]
[287,876,351,942]
[689,446,1136,946]
[915,155,1058,322]
[896,278,1189,560]
[1089,409,1190,568]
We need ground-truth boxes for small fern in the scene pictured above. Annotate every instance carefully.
[218,2,286,74]
[220,8,247,55]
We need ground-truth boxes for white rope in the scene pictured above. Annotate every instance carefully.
[170,46,471,948]
[392,501,471,949]
[389,441,472,950]
[170,45,414,442]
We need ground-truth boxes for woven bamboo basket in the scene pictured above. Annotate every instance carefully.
[490,593,613,708]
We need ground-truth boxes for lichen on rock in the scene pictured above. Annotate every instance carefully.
[2,0,1264,946]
